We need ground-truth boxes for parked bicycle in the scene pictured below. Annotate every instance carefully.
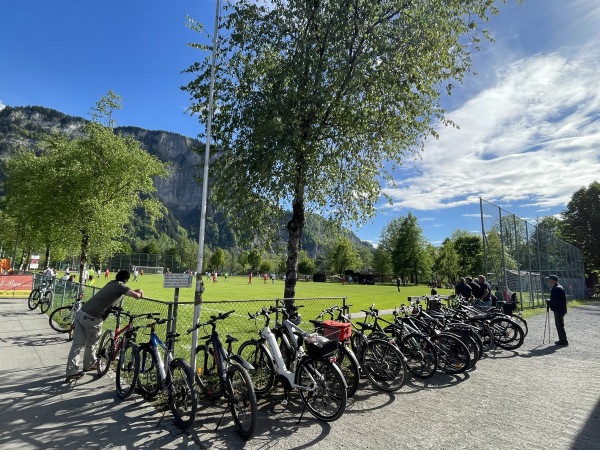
[48,291,85,340]
[27,277,54,313]
[187,310,257,439]
[135,316,197,430]
[238,305,348,422]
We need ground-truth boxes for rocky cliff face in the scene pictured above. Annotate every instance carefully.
[0,106,204,230]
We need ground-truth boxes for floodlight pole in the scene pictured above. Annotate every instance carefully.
[190,0,221,371]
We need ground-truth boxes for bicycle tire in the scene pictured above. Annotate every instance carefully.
[400,333,438,379]
[336,344,360,397]
[96,330,114,377]
[431,333,470,374]
[28,289,40,310]
[297,357,347,422]
[362,338,407,392]
[237,340,275,396]
[446,331,479,368]
[511,315,529,337]
[489,317,525,350]
[137,344,160,399]
[194,344,221,399]
[49,306,73,333]
[169,358,197,430]
[471,320,494,352]
[39,291,53,314]
[116,340,139,399]
[227,363,257,440]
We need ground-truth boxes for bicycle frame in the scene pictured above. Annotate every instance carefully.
[146,327,173,387]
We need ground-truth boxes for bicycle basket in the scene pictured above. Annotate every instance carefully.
[322,320,352,342]
[305,330,339,359]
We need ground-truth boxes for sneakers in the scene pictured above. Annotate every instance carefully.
[65,372,84,382]
[554,341,569,346]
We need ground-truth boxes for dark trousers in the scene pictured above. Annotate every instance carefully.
[554,312,568,343]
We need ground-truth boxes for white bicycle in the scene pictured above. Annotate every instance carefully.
[238,305,348,422]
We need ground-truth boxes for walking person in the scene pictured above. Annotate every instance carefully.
[64,270,143,382]
[396,278,401,292]
[546,275,568,346]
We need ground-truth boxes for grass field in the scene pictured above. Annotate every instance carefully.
[85,272,452,311]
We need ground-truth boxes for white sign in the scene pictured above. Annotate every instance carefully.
[163,273,193,288]
[30,254,40,270]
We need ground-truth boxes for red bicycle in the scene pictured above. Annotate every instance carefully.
[96,306,158,398]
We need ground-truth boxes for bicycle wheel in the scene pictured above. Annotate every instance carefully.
[227,363,257,440]
[49,306,73,333]
[237,340,275,396]
[446,331,479,368]
[511,315,529,337]
[39,291,53,314]
[336,344,360,397]
[400,333,438,379]
[96,330,114,377]
[471,321,494,352]
[194,345,221,399]
[431,333,470,374]
[168,358,197,430]
[362,338,407,392]
[28,289,40,310]
[116,340,140,399]
[137,344,160,399]
[297,358,347,422]
[489,318,525,350]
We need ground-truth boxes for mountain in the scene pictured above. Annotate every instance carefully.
[0,105,374,256]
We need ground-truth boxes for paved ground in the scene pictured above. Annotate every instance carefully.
[1,296,599,449]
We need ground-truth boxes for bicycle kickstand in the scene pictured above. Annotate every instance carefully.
[214,399,232,431]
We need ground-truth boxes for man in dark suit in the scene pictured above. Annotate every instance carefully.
[546,275,568,346]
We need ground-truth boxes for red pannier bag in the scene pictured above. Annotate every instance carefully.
[322,320,352,342]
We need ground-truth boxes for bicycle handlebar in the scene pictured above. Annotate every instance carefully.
[186,309,235,334]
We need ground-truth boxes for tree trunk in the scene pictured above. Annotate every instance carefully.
[44,244,51,270]
[283,196,305,309]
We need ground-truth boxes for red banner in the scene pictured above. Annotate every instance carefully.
[0,275,33,297]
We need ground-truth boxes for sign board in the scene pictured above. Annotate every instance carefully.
[163,273,193,289]
[30,254,40,270]
[0,275,34,297]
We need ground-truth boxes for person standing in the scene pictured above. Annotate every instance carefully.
[133,268,139,282]
[65,270,143,382]
[248,271,253,285]
[477,275,493,307]
[105,268,109,279]
[396,278,401,292]
[546,275,568,346]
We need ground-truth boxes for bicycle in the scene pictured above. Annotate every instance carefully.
[187,310,257,439]
[135,317,197,430]
[27,277,54,313]
[95,306,159,398]
[48,291,85,340]
[238,306,347,422]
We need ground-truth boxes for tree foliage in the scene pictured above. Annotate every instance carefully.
[561,181,600,278]
[326,236,363,275]
[183,0,506,299]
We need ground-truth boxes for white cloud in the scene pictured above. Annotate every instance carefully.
[0,100,5,111]
[382,48,600,212]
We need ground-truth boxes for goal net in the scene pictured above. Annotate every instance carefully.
[133,266,164,275]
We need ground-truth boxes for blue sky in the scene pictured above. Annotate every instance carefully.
[2,1,600,247]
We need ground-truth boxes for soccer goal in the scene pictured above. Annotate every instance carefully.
[133,266,164,275]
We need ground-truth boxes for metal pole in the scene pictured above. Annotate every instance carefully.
[513,214,523,307]
[498,207,506,289]
[479,198,488,276]
[191,0,221,370]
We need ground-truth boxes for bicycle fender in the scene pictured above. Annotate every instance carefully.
[230,354,255,371]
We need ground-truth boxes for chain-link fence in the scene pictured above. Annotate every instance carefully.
[37,274,347,362]
[479,199,586,308]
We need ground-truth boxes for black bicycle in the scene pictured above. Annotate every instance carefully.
[188,310,257,439]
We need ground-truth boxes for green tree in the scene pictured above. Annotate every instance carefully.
[210,247,226,272]
[298,250,316,277]
[372,247,391,283]
[327,237,362,275]
[183,0,506,300]
[561,181,600,280]
[248,249,262,272]
[38,92,169,281]
[383,213,427,284]
[259,260,273,274]
[435,238,459,283]
[454,233,484,276]
[238,250,249,271]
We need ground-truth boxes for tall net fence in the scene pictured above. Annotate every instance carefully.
[479,199,586,308]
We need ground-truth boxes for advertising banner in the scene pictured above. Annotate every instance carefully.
[0,275,34,298]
